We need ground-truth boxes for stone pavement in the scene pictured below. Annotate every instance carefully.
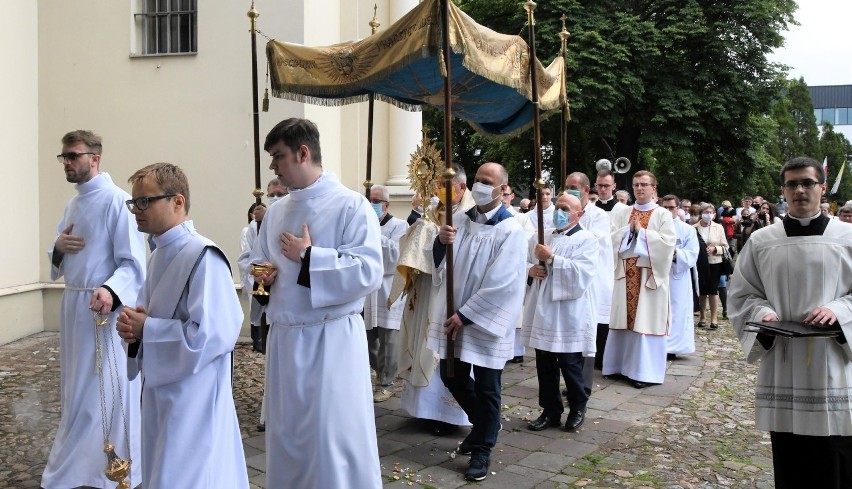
[0,319,774,488]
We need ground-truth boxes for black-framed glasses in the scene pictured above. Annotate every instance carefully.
[57,152,95,163]
[783,179,820,190]
[595,183,613,189]
[126,194,176,212]
[632,182,654,188]
[369,199,387,205]
[662,205,678,210]
[502,193,514,197]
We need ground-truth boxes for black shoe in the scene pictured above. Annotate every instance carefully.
[257,422,266,432]
[527,413,561,431]
[666,353,678,361]
[709,323,719,330]
[430,420,459,436]
[509,355,524,364]
[464,455,490,481]
[563,408,586,432]
[632,380,653,389]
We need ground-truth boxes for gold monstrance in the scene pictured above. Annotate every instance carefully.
[407,130,443,222]
[93,312,132,489]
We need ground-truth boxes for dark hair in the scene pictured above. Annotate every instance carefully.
[264,118,322,164]
[596,169,614,179]
[780,157,826,184]
[62,130,103,155]
[661,194,680,206]
[759,202,778,221]
[247,202,266,223]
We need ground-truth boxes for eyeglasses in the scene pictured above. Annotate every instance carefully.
[369,199,387,205]
[595,183,612,189]
[662,205,678,210]
[783,179,820,190]
[632,182,654,188]
[126,194,175,212]
[502,193,514,197]
[57,152,95,163]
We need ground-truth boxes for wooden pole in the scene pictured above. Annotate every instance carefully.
[559,15,570,192]
[441,0,455,377]
[248,2,263,205]
[364,6,381,198]
[525,1,545,255]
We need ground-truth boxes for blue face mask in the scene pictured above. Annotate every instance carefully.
[566,189,582,200]
[371,202,384,218]
[552,208,570,229]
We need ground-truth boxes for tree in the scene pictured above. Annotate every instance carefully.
[428,0,797,203]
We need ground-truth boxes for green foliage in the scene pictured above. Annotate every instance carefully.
[429,0,798,203]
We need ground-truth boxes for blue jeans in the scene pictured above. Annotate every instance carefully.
[536,349,587,417]
[439,358,502,458]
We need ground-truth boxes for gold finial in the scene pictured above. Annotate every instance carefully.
[559,14,570,53]
[534,178,547,189]
[363,179,374,190]
[247,1,259,31]
[369,4,380,35]
[252,188,264,199]
[524,1,537,25]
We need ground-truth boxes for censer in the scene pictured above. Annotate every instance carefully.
[93,311,132,489]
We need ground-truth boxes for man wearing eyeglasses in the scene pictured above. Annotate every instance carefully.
[604,171,676,389]
[594,170,628,214]
[42,130,147,489]
[117,162,249,488]
[730,157,852,489]
[364,184,409,402]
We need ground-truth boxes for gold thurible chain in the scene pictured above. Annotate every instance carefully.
[93,311,132,488]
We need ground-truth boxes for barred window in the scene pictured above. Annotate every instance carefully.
[134,0,197,55]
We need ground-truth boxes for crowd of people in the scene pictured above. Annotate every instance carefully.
[44,121,852,488]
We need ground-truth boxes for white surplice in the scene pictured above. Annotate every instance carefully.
[506,202,536,356]
[527,204,555,231]
[427,208,527,369]
[365,215,409,330]
[730,219,852,436]
[250,171,383,489]
[237,220,266,324]
[522,226,599,355]
[667,218,699,354]
[581,202,615,324]
[128,221,248,489]
[603,203,676,384]
[42,173,146,489]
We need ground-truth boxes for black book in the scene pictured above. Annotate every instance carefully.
[745,320,841,338]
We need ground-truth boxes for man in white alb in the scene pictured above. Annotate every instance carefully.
[661,194,699,357]
[117,163,249,489]
[42,130,146,489]
[365,184,409,402]
[250,118,383,489]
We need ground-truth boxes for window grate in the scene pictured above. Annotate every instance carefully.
[134,0,197,55]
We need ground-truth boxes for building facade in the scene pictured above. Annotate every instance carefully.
[810,84,852,141]
[0,0,421,345]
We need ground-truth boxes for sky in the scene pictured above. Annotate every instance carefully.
[767,0,852,86]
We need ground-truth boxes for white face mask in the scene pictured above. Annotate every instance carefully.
[471,182,499,206]
[268,195,283,205]
[701,213,714,222]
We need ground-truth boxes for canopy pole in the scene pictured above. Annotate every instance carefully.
[525,1,545,254]
[559,15,570,193]
[441,0,456,377]
[248,1,263,204]
[364,5,381,198]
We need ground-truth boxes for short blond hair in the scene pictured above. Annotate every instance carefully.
[128,163,191,213]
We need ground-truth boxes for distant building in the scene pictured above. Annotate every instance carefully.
[810,85,852,140]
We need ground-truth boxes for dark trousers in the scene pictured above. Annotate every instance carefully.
[440,358,502,458]
[770,431,852,489]
[536,349,587,417]
[594,323,608,370]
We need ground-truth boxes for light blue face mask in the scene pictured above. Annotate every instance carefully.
[371,202,384,218]
[552,208,570,229]
[565,189,582,200]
